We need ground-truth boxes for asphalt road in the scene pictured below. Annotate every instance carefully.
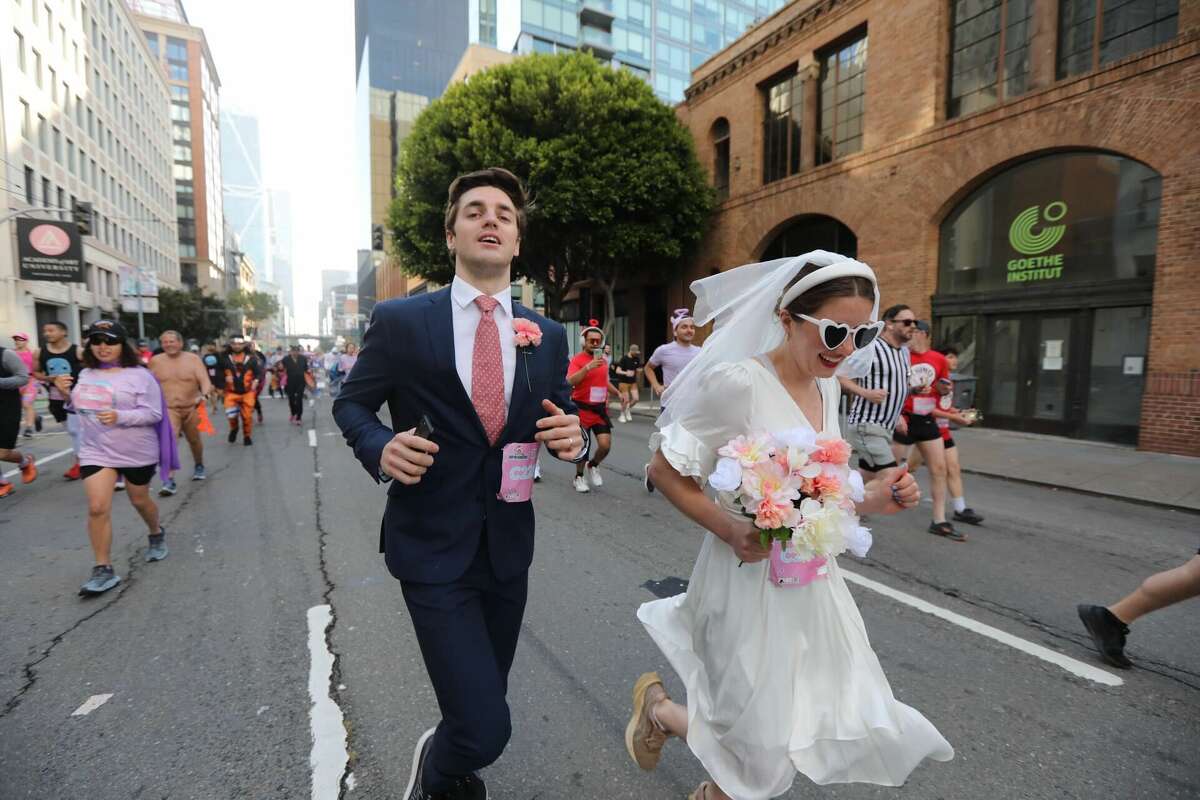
[1,395,1197,799]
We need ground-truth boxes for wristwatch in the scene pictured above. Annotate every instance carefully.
[567,429,591,464]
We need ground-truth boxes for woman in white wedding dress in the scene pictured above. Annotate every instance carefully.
[625,253,954,800]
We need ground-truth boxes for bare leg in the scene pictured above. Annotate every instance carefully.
[915,437,948,524]
[83,469,118,565]
[589,433,612,468]
[0,448,22,465]
[1109,556,1200,624]
[651,701,734,800]
[124,481,161,534]
[908,445,925,472]
[944,444,964,500]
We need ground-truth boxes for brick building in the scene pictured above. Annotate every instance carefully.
[673,0,1199,455]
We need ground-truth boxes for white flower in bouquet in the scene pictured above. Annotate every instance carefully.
[776,427,817,451]
[845,524,873,558]
[794,498,849,559]
[846,470,866,503]
[708,457,743,493]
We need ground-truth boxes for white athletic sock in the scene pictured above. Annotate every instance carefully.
[952,496,967,513]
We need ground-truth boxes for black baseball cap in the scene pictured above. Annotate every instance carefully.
[915,320,932,334]
[84,319,129,341]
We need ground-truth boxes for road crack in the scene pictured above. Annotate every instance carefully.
[0,472,219,718]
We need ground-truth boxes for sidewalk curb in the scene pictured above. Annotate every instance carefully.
[957,468,1200,515]
[613,403,1200,514]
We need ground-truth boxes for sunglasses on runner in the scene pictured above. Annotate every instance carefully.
[88,334,121,346]
[790,313,884,351]
[893,319,917,327]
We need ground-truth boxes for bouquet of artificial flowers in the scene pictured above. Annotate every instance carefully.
[707,428,873,586]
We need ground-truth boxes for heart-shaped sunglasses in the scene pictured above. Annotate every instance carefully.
[789,313,884,351]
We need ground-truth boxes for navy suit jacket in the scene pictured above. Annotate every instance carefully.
[332,286,576,585]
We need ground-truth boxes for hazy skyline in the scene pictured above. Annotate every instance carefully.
[186,0,355,334]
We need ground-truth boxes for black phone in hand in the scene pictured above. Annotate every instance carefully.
[414,414,435,441]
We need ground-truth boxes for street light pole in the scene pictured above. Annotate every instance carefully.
[135,266,145,340]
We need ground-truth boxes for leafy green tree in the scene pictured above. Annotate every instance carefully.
[227,289,281,337]
[389,52,714,323]
[119,287,232,343]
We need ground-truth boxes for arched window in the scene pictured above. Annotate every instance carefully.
[711,118,730,201]
[939,152,1161,294]
[760,215,857,261]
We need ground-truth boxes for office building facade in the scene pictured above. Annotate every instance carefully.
[2,0,179,340]
[132,0,226,295]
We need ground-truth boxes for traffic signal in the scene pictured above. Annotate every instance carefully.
[72,200,93,236]
[371,224,384,251]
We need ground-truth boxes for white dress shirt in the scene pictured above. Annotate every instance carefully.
[451,275,516,407]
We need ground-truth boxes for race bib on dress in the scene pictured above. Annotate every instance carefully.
[74,381,115,414]
[497,442,540,503]
[769,541,828,588]
[588,386,607,404]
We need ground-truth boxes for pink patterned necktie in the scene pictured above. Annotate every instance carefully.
[471,295,507,445]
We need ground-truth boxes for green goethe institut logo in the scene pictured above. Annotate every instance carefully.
[1006,201,1067,283]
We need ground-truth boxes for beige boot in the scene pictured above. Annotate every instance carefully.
[625,672,669,770]
[688,781,714,799]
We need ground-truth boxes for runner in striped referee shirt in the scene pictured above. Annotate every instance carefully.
[838,304,916,478]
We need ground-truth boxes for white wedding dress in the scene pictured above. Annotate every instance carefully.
[639,359,954,800]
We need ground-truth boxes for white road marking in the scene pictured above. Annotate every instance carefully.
[3,447,74,478]
[308,429,317,448]
[307,604,348,800]
[71,693,113,716]
[313,472,323,478]
[841,569,1123,686]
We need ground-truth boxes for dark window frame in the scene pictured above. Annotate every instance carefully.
[712,117,731,200]
[816,27,868,166]
[761,69,803,185]
[1057,0,1179,79]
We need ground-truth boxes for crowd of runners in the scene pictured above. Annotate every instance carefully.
[1,321,355,595]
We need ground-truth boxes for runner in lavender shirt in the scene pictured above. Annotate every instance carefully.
[644,309,701,492]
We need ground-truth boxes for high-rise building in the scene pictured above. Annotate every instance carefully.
[220,110,270,288]
[132,0,227,295]
[505,1,792,104]
[2,0,179,339]
[269,189,294,316]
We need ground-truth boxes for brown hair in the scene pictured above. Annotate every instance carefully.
[444,167,530,240]
[82,337,141,368]
[782,262,875,317]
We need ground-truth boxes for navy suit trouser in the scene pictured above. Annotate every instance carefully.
[400,531,528,793]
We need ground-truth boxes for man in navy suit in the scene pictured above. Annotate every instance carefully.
[334,168,586,800]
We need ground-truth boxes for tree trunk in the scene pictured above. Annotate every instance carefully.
[596,272,619,342]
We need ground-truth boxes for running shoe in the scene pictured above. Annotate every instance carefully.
[588,465,604,487]
[114,477,125,491]
[22,427,33,438]
[228,429,238,443]
[573,475,590,493]
[159,478,177,496]
[643,463,655,494]
[928,521,966,542]
[63,461,81,481]
[79,565,120,596]
[34,414,43,432]
[243,436,253,446]
[192,465,206,481]
[953,508,985,525]
[19,454,37,484]
[145,529,168,562]
[1077,604,1133,669]
[0,481,13,498]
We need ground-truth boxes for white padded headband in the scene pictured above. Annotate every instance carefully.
[778,260,880,322]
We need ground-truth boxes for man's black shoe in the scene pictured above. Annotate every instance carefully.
[403,728,437,800]
[243,436,253,446]
[449,773,487,800]
[928,521,967,542]
[953,508,985,525]
[228,429,238,443]
[1077,604,1133,669]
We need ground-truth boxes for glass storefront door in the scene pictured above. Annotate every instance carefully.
[982,313,1079,435]
[955,306,1149,443]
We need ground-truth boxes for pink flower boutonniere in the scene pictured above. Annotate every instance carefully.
[513,318,543,391]
[513,318,543,348]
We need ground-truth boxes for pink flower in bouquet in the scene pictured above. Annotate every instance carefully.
[719,433,773,468]
[741,459,799,502]
[754,492,800,530]
[812,473,843,499]
[512,318,543,348]
[810,435,852,465]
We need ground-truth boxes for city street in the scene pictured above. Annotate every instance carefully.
[1,397,1197,800]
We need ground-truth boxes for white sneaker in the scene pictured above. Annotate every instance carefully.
[620,411,629,423]
[573,475,590,493]
[588,465,603,487]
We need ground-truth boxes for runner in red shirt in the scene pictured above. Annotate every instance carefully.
[892,321,963,541]
[567,321,618,493]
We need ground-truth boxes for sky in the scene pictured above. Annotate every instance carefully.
[186,0,355,334]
